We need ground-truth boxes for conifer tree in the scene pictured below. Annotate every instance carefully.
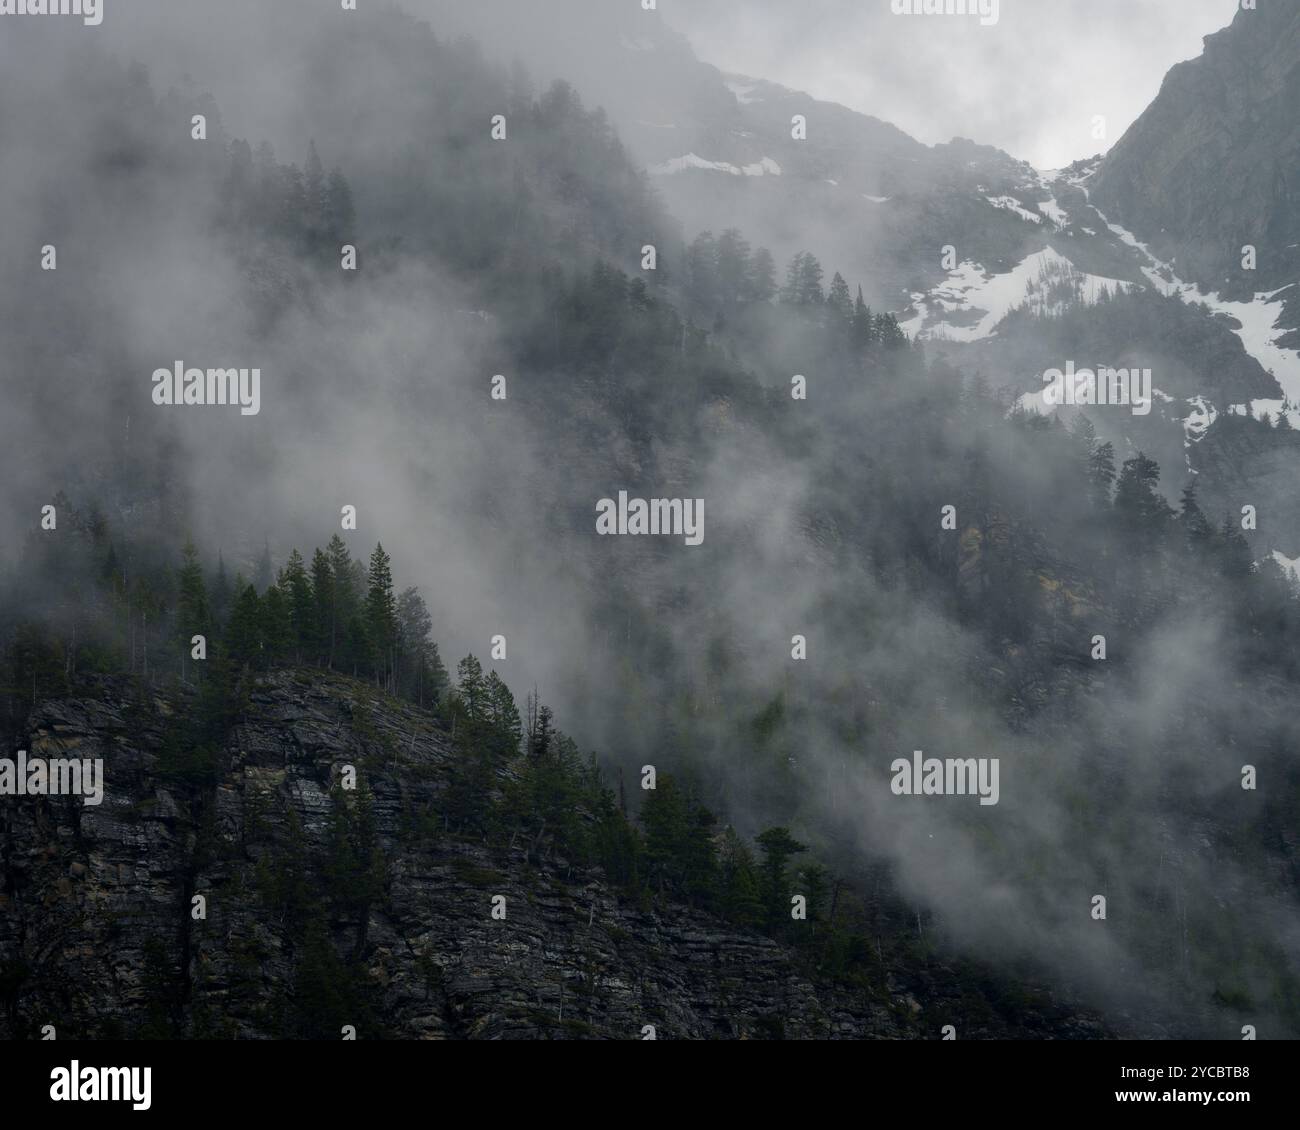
[484,670,522,758]
[1179,480,1213,554]
[176,538,211,676]
[310,548,334,666]
[365,543,397,689]
[827,272,853,324]
[851,286,875,350]
[279,549,314,663]
[715,228,752,306]
[527,698,555,761]
[781,252,806,304]
[225,580,263,669]
[343,613,374,678]
[755,826,807,930]
[454,655,486,725]
[719,827,763,928]
[641,774,689,895]
[681,792,720,907]
[304,140,327,249]
[395,586,447,709]
[261,582,293,665]
[1114,452,1172,536]
[797,253,825,305]
[798,862,831,925]
[211,551,232,628]
[445,655,494,833]
[1087,441,1117,508]
[1218,515,1254,580]
[686,231,719,309]
[324,170,355,242]
[1069,412,1097,454]
[747,247,777,303]
[325,535,358,666]
[875,311,907,347]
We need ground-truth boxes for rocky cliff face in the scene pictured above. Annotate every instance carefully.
[1092,4,1300,311]
[0,669,1110,1039]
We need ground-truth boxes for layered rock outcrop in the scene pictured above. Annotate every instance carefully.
[1,669,1106,1039]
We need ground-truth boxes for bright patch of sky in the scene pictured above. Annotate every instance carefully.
[669,0,1240,169]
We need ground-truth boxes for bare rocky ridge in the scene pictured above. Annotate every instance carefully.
[1,669,1109,1040]
[1092,4,1300,316]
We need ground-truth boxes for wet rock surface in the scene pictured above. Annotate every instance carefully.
[1,669,1109,1040]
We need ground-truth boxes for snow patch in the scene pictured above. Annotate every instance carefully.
[1070,193,1300,445]
[648,153,781,177]
[1095,206,1300,409]
[985,195,1043,225]
[1039,197,1068,229]
[1227,398,1300,428]
[1198,292,1300,406]
[905,246,1131,343]
[897,292,929,339]
[1270,551,1300,583]
[1056,162,1100,190]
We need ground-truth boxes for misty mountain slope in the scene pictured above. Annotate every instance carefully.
[3,1,1300,1044]
[283,10,674,281]
[1074,3,1300,549]
[498,1,1300,566]
[327,0,1300,536]
[0,668,1112,1040]
[918,282,1281,516]
[420,0,1084,314]
[878,151,1300,558]
[0,9,679,553]
[413,0,1300,471]
[476,0,1300,567]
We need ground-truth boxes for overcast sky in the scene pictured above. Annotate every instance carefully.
[665,0,1240,169]
[82,1,1242,173]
